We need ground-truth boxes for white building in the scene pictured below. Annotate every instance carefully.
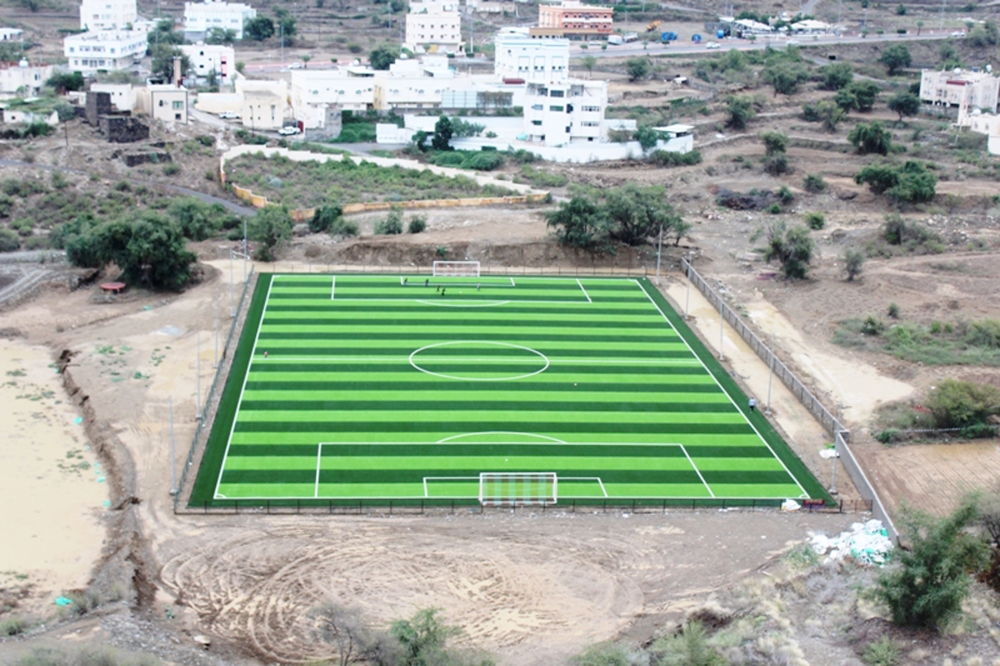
[290,67,375,119]
[494,28,568,83]
[522,78,607,146]
[135,83,189,123]
[957,108,1000,155]
[90,82,136,110]
[405,3,462,54]
[0,60,54,96]
[80,0,137,31]
[466,0,516,14]
[63,30,147,73]
[0,28,24,41]
[184,0,256,40]
[373,56,456,110]
[920,68,1000,113]
[789,19,832,34]
[179,43,235,85]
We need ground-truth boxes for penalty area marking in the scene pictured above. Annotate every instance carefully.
[414,300,511,308]
[679,444,714,498]
[420,475,608,498]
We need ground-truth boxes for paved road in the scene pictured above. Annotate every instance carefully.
[575,30,961,58]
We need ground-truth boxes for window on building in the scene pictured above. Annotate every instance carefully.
[532,103,543,110]
[531,119,542,126]
[550,90,564,98]
[173,101,183,109]
[550,105,563,112]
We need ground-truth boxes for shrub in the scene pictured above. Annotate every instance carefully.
[804,212,825,230]
[724,95,756,130]
[768,202,782,215]
[374,208,403,235]
[861,315,885,336]
[408,215,427,233]
[844,248,865,281]
[648,150,702,167]
[163,163,181,176]
[863,637,901,666]
[0,228,20,252]
[803,173,827,193]
[849,121,893,155]
[928,379,1000,429]
[888,302,900,319]
[51,171,69,190]
[761,131,788,156]
[764,154,788,176]
[0,616,29,636]
[309,204,343,233]
[764,222,813,279]
[778,185,794,205]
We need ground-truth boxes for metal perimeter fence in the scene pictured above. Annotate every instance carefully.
[681,259,899,544]
[173,267,256,512]
[188,497,875,516]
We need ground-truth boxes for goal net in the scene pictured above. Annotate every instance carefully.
[479,472,557,506]
[433,260,481,277]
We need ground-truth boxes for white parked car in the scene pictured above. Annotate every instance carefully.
[278,125,301,136]
[289,62,303,69]
[951,30,966,37]
[705,41,721,49]
[218,111,240,120]
[787,39,801,46]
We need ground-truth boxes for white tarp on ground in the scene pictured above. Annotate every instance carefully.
[809,520,894,566]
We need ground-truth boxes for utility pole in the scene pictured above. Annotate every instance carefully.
[655,224,663,279]
[940,0,946,30]
[196,331,202,420]
[683,255,691,320]
[766,334,775,416]
[214,290,219,369]
[229,249,235,317]
[718,295,724,361]
[280,22,285,69]
[243,218,248,281]
[169,396,176,495]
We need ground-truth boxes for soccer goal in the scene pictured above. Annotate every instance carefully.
[433,260,481,277]
[479,472,557,506]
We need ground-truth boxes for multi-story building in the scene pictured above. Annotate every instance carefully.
[179,44,235,85]
[534,0,611,40]
[0,28,24,41]
[80,0,137,31]
[465,0,516,14]
[63,30,147,73]
[0,60,54,95]
[522,78,607,146]
[494,28,568,83]
[183,0,256,40]
[920,68,1000,113]
[135,83,189,123]
[405,3,462,53]
[89,82,136,110]
[373,56,456,110]
[289,67,375,118]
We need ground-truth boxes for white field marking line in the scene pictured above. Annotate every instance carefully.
[679,444,714,498]
[320,298,592,305]
[555,476,612,497]
[314,442,323,498]
[316,441,685,448]
[214,275,274,500]
[408,341,550,382]
[414,300,511,308]
[246,356,696,365]
[576,279,592,303]
[635,279,809,498]
[212,493,793,501]
[437,431,568,443]
[330,276,335,301]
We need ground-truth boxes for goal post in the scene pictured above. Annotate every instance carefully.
[479,472,557,506]
[433,260,481,277]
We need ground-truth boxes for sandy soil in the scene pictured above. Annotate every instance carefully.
[0,338,107,617]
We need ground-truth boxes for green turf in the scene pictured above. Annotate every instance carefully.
[188,274,827,508]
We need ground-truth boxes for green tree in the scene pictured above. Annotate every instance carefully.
[369,45,399,70]
[572,642,631,666]
[205,27,236,44]
[309,204,343,233]
[166,198,224,241]
[928,380,1000,428]
[762,62,809,96]
[855,161,936,203]
[845,80,881,111]
[880,44,912,75]
[431,115,453,151]
[310,603,372,666]
[804,211,825,230]
[855,163,902,195]
[243,16,275,41]
[603,184,682,247]
[939,42,963,69]
[85,214,196,291]
[820,62,854,90]
[545,196,611,253]
[148,18,185,46]
[274,8,297,39]
[761,131,788,156]
[896,2,906,14]
[635,126,659,152]
[815,100,846,131]
[45,71,85,93]
[248,206,293,261]
[888,91,920,122]
[724,95,756,130]
[389,608,462,666]
[849,121,892,155]
[581,54,597,77]
[874,500,987,629]
[803,173,827,193]
[764,221,814,279]
[833,89,857,113]
[843,248,865,281]
[302,54,311,68]
[150,44,191,82]
[625,57,650,81]
[0,228,20,252]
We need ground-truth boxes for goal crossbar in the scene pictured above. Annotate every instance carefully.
[433,260,481,277]
[479,472,557,506]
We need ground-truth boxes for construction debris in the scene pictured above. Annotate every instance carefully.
[808,520,894,566]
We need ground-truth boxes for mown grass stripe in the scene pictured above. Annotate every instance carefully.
[232,421,755,434]
[236,400,736,413]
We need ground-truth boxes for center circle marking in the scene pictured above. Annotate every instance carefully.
[409,341,550,381]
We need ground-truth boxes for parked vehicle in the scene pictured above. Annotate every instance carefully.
[218,111,240,119]
[691,33,702,42]
[705,41,721,49]
[660,31,678,42]
[278,125,301,136]
[623,32,639,42]
[607,35,623,45]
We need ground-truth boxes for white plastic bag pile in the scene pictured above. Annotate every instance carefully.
[808,520,894,566]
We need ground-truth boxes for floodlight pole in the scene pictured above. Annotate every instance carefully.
[169,395,177,496]
[242,219,248,282]
[196,331,202,420]
[766,347,774,416]
[683,255,691,320]
[229,249,235,317]
[213,290,219,369]
[718,294,724,361]
[830,438,840,495]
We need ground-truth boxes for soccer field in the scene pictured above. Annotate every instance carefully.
[189,274,825,508]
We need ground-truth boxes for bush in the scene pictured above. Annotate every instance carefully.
[849,121,893,156]
[874,500,987,629]
[804,212,825,230]
[888,302,900,319]
[407,215,427,234]
[724,95,756,130]
[374,208,404,235]
[309,204,343,233]
[863,637,901,666]
[803,173,827,193]
[861,315,885,336]
[163,163,180,176]
[648,150,702,167]
[764,154,789,176]
[928,379,1000,429]
[764,222,813,279]
[761,131,788,156]
[0,228,21,252]
[856,162,936,204]
[844,248,865,281]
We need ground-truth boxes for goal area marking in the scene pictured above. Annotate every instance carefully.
[433,260,481,277]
